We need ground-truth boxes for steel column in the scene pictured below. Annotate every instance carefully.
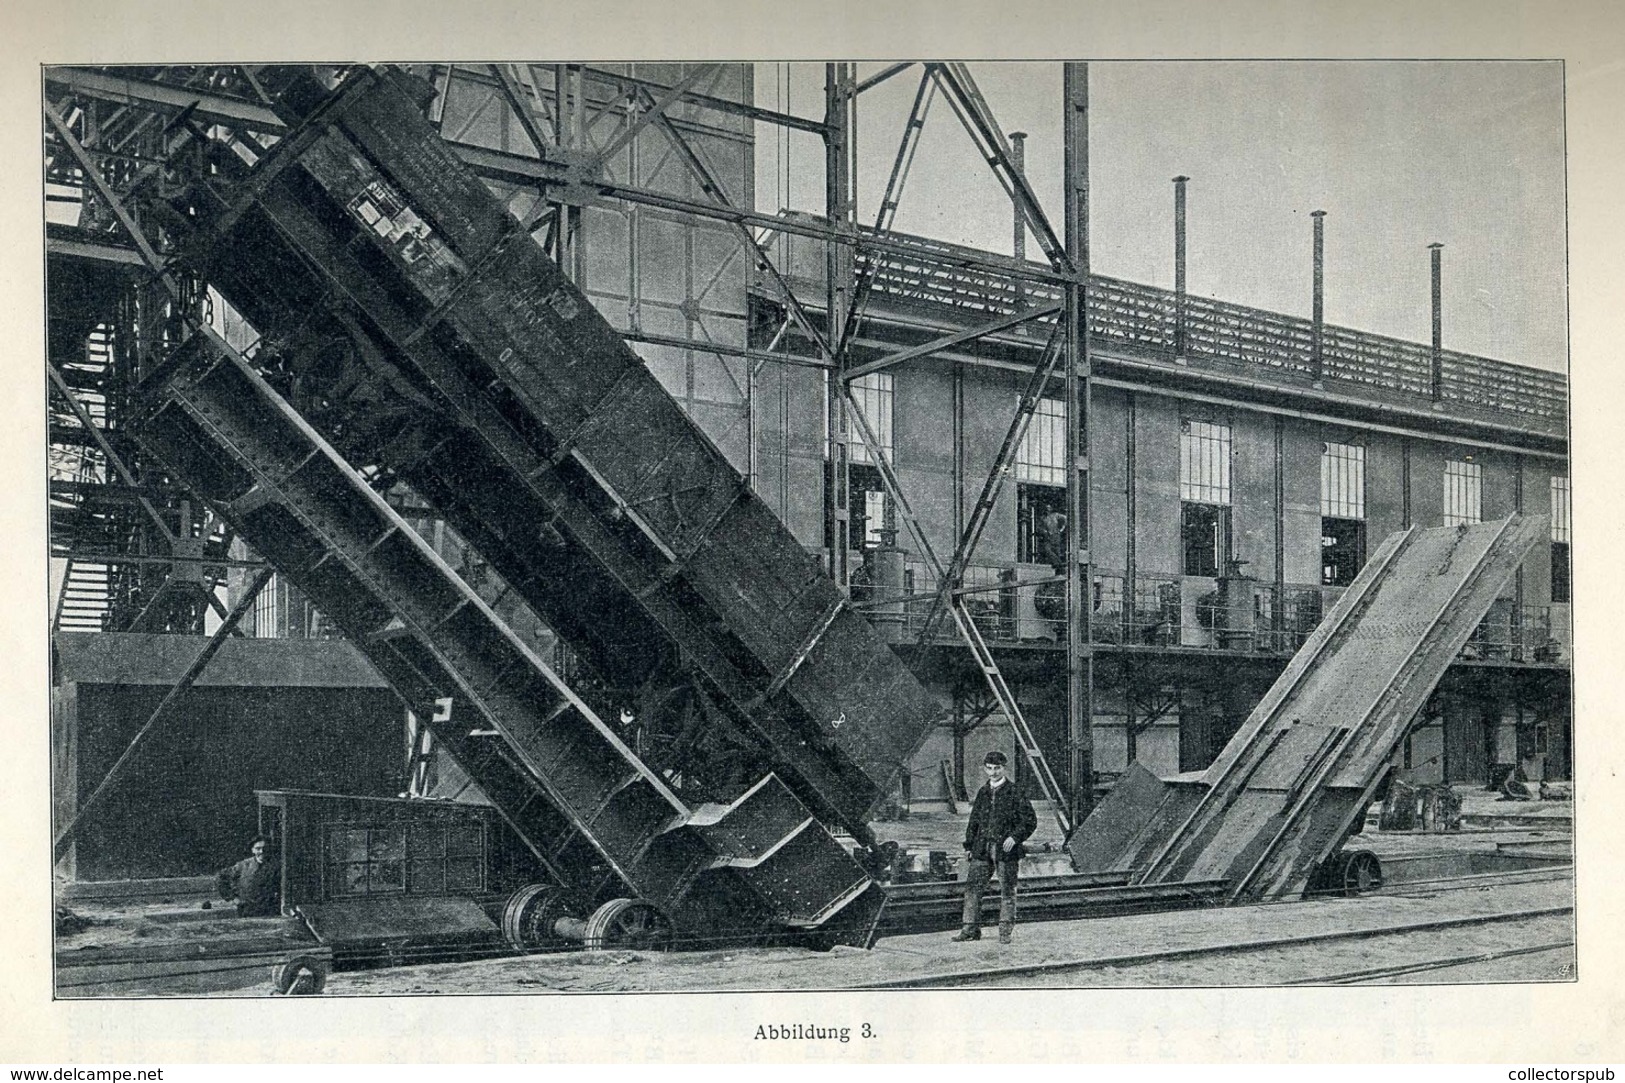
[1173,175,1189,356]
[1124,391,1136,641]
[1012,131,1028,309]
[1430,242,1445,401]
[1062,62,1095,825]
[825,63,857,590]
[1311,209,1327,382]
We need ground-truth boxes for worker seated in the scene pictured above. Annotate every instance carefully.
[215,835,281,917]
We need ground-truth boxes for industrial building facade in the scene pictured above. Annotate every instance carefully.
[46,61,1570,887]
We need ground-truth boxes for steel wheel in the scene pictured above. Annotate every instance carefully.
[272,953,329,995]
[501,883,570,949]
[584,898,674,952]
[1339,850,1384,896]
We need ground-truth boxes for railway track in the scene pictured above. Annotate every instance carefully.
[856,899,1573,989]
[1283,941,1573,985]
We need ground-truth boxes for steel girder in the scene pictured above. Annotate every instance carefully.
[131,330,885,943]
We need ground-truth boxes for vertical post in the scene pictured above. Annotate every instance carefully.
[1123,391,1136,642]
[1173,175,1189,356]
[951,687,966,801]
[1273,416,1286,649]
[1513,458,1525,660]
[1124,665,1138,767]
[1063,62,1095,825]
[1011,131,1028,309]
[1401,437,1413,528]
[825,63,856,591]
[1429,242,1444,401]
[1311,209,1327,383]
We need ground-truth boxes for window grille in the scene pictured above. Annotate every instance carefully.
[252,573,281,638]
[1443,460,1482,526]
[1550,476,1571,543]
[1016,396,1066,486]
[1180,420,1231,505]
[848,372,893,466]
[1320,442,1366,519]
[326,825,407,897]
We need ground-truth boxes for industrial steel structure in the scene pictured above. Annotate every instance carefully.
[46,62,1570,914]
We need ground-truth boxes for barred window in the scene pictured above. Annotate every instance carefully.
[1550,476,1571,544]
[1320,442,1366,519]
[325,822,485,899]
[1015,397,1066,486]
[1550,475,1571,603]
[1180,420,1231,505]
[252,573,281,638]
[326,825,406,897]
[848,373,893,466]
[1443,460,1482,526]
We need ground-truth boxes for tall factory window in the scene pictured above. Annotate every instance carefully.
[251,573,282,638]
[848,372,894,466]
[1320,442,1366,586]
[830,372,892,550]
[1016,397,1068,566]
[1016,396,1066,486]
[1180,420,1231,577]
[1551,475,1571,603]
[849,464,889,550]
[1017,487,1068,567]
[1443,459,1482,526]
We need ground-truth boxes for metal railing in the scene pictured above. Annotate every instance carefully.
[857,554,1569,667]
[853,228,1567,433]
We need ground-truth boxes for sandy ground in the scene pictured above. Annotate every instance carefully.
[323,871,1574,995]
[54,900,308,950]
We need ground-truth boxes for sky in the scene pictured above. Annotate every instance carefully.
[754,61,1569,372]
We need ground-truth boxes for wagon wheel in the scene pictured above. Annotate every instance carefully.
[583,897,674,952]
[272,953,329,995]
[501,883,571,949]
[1339,850,1384,896]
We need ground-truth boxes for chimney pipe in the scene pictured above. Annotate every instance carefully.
[1011,132,1028,308]
[1173,175,1189,356]
[1311,210,1326,383]
[1429,242,1444,401]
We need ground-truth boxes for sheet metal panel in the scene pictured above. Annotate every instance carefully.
[130,332,882,941]
[1079,517,1545,899]
[184,66,935,830]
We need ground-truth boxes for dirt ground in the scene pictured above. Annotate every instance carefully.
[323,871,1574,995]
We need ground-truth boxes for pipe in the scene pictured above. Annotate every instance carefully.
[1430,243,1444,401]
[1173,176,1190,356]
[1311,210,1327,382]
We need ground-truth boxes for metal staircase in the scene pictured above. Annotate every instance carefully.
[54,559,112,633]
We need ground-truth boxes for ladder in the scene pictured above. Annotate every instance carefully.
[841,381,1072,836]
[949,597,1070,835]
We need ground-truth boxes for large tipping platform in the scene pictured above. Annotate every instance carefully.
[1069,515,1548,902]
[129,331,885,946]
[167,65,935,837]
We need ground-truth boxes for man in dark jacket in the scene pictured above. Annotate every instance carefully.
[215,835,280,917]
[952,750,1037,945]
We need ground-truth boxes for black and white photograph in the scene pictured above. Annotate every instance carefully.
[11,0,1623,1064]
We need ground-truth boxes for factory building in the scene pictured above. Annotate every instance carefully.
[43,61,1573,990]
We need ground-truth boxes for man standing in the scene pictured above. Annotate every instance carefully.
[952,750,1037,945]
[215,835,280,917]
